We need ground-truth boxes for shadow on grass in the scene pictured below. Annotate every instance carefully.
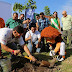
[54,48,72,67]
[65,48,72,59]
[33,53,53,61]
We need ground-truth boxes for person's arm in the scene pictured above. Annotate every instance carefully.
[36,22,39,30]
[51,20,52,25]
[36,32,41,48]
[25,35,31,41]
[36,37,41,48]
[54,42,61,53]
[25,32,31,41]
[22,20,27,24]
[58,18,61,30]
[1,43,20,55]
[22,44,36,61]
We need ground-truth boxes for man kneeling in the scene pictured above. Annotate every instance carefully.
[25,23,41,53]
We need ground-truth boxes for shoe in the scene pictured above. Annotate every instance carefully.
[57,55,64,61]
[49,50,55,56]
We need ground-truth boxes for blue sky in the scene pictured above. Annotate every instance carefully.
[0,0,72,26]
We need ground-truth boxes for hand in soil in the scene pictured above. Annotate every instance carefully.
[14,50,20,55]
[29,55,37,62]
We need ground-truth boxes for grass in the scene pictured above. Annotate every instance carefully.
[1,46,72,72]
[1,38,72,72]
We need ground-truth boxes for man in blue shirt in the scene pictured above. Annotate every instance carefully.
[37,12,51,52]
[38,12,50,32]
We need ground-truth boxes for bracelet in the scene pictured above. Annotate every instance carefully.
[11,50,14,54]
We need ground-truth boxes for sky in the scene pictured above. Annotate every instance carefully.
[0,0,72,26]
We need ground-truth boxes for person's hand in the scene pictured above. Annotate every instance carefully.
[14,50,20,55]
[28,35,31,40]
[36,44,39,48]
[29,55,37,62]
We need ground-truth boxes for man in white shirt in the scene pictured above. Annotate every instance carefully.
[25,23,41,53]
[61,11,72,48]
[0,25,36,61]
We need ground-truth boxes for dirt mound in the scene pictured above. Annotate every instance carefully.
[17,63,57,72]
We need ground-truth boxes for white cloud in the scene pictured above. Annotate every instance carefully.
[57,0,72,27]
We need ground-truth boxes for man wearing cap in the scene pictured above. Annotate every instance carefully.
[25,23,41,53]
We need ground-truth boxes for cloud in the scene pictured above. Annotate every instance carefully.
[57,0,72,26]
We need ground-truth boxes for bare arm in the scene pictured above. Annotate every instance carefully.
[22,20,27,24]
[22,44,36,61]
[1,43,13,53]
[22,44,31,56]
[58,18,61,29]
[1,43,20,55]
[51,21,52,25]
[36,22,39,31]
[25,35,31,41]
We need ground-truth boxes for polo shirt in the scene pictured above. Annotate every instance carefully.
[5,18,23,29]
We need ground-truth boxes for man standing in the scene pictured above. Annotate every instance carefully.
[37,12,50,51]
[61,11,72,48]
[19,14,24,21]
[36,14,40,23]
[25,23,41,53]
[5,12,23,29]
[37,12,50,32]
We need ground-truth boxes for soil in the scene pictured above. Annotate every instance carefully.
[11,56,59,72]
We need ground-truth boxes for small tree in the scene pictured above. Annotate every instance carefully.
[44,6,52,16]
[13,0,37,13]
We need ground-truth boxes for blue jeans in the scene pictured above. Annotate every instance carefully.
[27,41,41,53]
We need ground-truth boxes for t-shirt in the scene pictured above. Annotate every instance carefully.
[0,28,24,46]
[61,15,72,30]
[5,18,23,29]
[25,30,41,42]
[22,23,27,28]
[38,18,50,32]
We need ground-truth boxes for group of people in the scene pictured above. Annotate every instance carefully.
[0,10,72,72]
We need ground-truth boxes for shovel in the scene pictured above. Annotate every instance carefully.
[18,51,56,67]
[18,52,50,67]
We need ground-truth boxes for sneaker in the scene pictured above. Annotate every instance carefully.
[49,50,55,56]
[57,55,64,61]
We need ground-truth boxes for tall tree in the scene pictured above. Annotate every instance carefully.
[13,0,37,13]
[44,6,52,16]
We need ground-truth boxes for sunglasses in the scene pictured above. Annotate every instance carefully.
[62,14,65,15]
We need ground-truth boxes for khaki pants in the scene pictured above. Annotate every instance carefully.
[62,29,72,48]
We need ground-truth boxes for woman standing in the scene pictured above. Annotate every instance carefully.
[51,11,61,31]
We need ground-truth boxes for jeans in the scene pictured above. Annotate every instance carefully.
[27,41,41,53]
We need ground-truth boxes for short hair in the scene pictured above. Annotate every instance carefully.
[30,23,36,28]
[20,14,24,16]
[13,25,24,34]
[36,14,40,17]
[27,18,30,20]
[40,12,44,15]
[13,12,18,16]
